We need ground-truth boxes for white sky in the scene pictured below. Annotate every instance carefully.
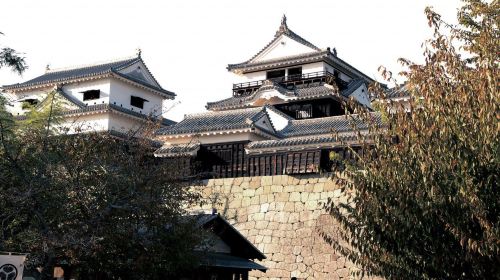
[0,0,461,121]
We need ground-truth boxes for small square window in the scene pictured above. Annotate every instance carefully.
[82,90,100,101]
[130,96,148,109]
[21,98,39,110]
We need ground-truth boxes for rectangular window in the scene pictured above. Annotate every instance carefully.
[266,69,286,80]
[287,67,302,77]
[130,96,148,109]
[21,99,39,110]
[82,90,100,101]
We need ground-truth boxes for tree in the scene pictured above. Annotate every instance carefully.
[0,96,204,279]
[324,1,499,279]
[0,32,27,74]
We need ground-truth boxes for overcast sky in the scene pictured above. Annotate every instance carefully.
[0,0,462,121]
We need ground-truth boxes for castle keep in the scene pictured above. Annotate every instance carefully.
[154,15,380,179]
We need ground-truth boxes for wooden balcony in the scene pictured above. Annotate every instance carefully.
[232,71,348,97]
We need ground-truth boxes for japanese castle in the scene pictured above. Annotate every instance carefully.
[1,51,176,134]
[154,16,381,178]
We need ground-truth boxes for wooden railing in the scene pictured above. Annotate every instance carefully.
[232,71,343,97]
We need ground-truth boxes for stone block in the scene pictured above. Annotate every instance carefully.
[288,212,299,223]
[255,220,269,230]
[272,175,282,185]
[293,246,302,255]
[271,185,284,193]
[313,182,324,192]
[213,178,224,186]
[253,212,265,221]
[268,221,279,230]
[242,197,251,207]
[275,202,285,211]
[249,179,260,188]
[295,202,305,212]
[250,195,260,205]
[289,192,301,202]
[284,202,295,212]
[324,181,337,191]
[308,192,320,201]
[260,203,270,213]
[300,192,309,202]
[305,200,319,210]
[232,177,244,186]
[261,176,273,186]
[247,204,261,214]
[262,235,272,244]
[242,189,255,197]
[255,186,264,195]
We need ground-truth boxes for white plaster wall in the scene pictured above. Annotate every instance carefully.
[253,35,318,62]
[350,84,372,108]
[109,79,163,116]
[3,88,49,116]
[63,79,111,106]
[108,113,144,133]
[266,109,289,131]
[302,62,324,74]
[61,113,110,134]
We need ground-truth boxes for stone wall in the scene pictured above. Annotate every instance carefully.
[190,174,376,280]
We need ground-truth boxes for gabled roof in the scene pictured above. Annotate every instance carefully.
[248,15,320,62]
[156,106,283,138]
[2,55,175,98]
[197,214,266,261]
[227,15,322,72]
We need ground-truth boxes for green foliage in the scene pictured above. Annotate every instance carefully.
[0,32,27,74]
[0,101,204,279]
[324,1,499,279]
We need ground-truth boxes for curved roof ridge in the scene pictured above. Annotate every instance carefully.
[184,106,262,118]
[46,56,138,74]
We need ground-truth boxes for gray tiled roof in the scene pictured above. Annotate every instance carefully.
[14,103,169,126]
[281,112,382,137]
[246,134,359,151]
[385,84,410,99]
[156,107,266,136]
[2,56,175,98]
[154,142,200,157]
[340,79,365,98]
[206,80,366,111]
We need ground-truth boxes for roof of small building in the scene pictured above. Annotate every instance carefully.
[2,55,175,98]
[197,214,266,261]
[154,142,200,157]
